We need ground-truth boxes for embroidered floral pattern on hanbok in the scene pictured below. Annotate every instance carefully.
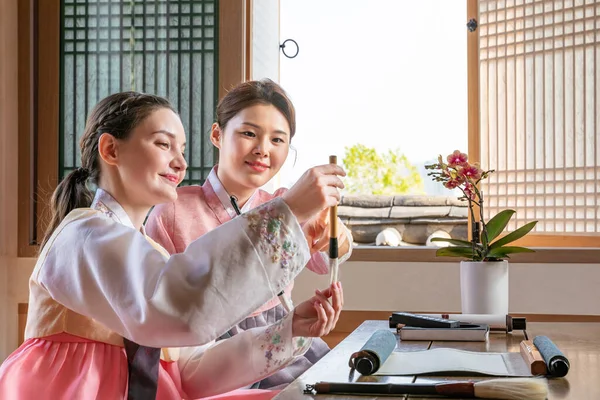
[293,333,311,357]
[259,319,287,374]
[243,201,299,275]
[258,314,311,375]
[91,189,137,230]
[296,337,306,348]
[93,200,115,219]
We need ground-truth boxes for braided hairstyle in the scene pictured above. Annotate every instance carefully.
[41,91,175,248]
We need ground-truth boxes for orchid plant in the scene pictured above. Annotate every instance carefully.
[425,150,538,261]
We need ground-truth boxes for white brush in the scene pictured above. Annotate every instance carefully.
[308,377,549,400]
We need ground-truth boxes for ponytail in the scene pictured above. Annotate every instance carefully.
[40,167,94,249]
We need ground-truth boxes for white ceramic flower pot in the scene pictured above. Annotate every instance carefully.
[460,260,509,315]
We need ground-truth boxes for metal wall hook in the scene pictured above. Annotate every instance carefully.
[279,38,299,58]
[467,18,478,32]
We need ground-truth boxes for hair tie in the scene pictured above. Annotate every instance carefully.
[74,167,90,183]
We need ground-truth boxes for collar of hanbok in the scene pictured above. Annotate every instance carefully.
[207,165,258,218]
[91,188,147,235]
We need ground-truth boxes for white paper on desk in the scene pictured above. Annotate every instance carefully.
[375,348,532,377]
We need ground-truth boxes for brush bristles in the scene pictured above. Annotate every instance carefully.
[473,378,548,400]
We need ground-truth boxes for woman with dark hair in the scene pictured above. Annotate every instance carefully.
[147,79,353,390]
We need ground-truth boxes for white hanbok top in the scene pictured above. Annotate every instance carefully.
[23,188,312,397]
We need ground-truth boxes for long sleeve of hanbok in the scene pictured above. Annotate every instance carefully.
[177,312,311,398]
[36,198,310,348]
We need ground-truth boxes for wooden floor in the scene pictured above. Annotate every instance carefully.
[322,332,347,348]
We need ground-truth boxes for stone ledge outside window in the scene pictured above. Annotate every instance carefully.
[339,195,600,264]
[339,195,468,247]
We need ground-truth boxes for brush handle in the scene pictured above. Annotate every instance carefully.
[328,155,339,242]
[312,382,476,397]
[329,238,338,259]
[329,209,338,239]
[520,340,548,375]
[328,155,339,283]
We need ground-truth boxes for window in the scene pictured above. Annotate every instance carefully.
[60,0,218,185]
[278,0,469,247]
[17,0,248,256]
[478,0,600,246]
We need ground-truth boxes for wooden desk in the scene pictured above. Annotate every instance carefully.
[275,320,600,399]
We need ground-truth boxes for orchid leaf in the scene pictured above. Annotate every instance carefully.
[485,210,516,243]
[435,246,477,259]
[487,246,535,258]
[430,238,473,247]
[489,221,538,249]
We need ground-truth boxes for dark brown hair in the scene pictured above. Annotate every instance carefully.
[216,79,296,139]
[41,91,175,248]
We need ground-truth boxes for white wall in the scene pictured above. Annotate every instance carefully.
[292,261,600,315]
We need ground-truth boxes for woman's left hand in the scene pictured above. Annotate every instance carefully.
[303,210,348,254]
[291,282,343,337]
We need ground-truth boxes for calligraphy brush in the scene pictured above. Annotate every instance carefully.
[328,155,340,284]
[306,378,548,400]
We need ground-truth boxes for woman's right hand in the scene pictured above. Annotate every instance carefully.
[282,164,346,224]
[291,282,343,338]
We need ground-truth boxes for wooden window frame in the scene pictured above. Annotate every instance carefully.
[17,0,251,257]
[17,0,60,257]
[466,0,598,251]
